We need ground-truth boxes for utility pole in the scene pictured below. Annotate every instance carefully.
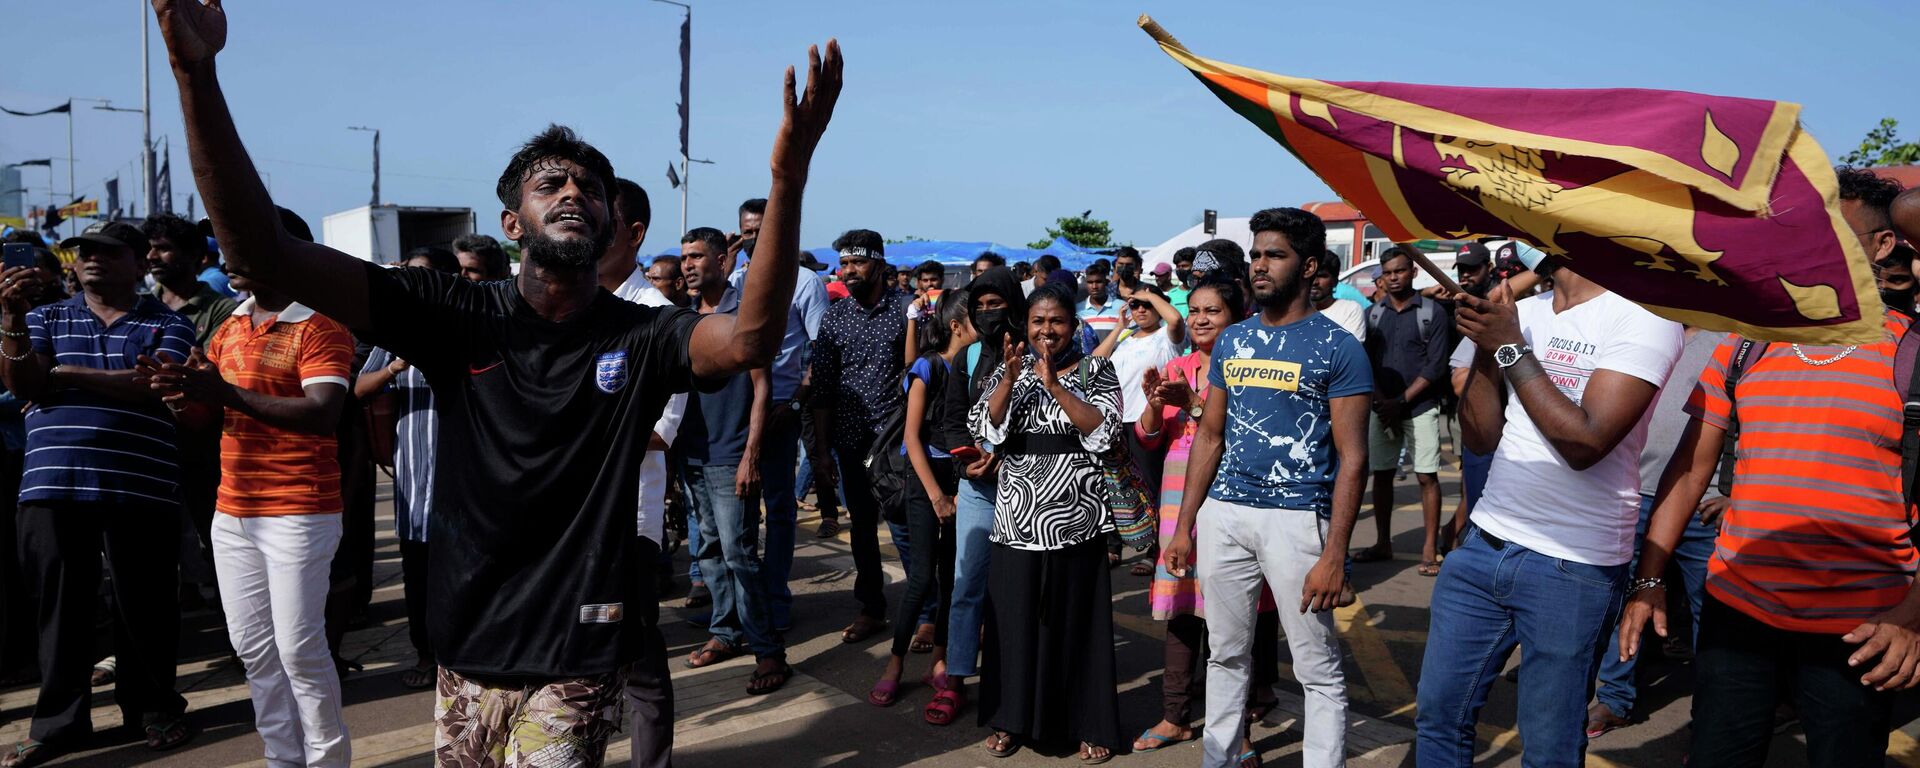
[348,126,380,206]
[141,0,152,219]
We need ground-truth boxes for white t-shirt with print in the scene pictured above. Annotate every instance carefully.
[1453,290,1682,566]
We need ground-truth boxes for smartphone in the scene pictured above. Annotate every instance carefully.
[1,243,35,271]
[950,445,984,463]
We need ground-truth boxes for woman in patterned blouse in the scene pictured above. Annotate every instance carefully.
[968,285,1123,763]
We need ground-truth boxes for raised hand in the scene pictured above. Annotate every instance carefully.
[1157,376,1193,409]
[770,39,844,183]
[152,0,228,67]
[1002,334,1026,381]
[1031,337,1058,389]
[0,267,47,317]
[1142,367,1165,410]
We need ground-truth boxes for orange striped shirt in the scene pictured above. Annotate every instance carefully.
[1686,314,1918,633]
[207,301,355,517]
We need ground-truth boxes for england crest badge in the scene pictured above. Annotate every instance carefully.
[594,350,628,394]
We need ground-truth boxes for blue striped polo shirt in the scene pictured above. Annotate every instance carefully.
[21,294,196,506]
[362,346,437,542]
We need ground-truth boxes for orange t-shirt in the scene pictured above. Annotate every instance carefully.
[207,301,355,517]
[1686,315,1919,634]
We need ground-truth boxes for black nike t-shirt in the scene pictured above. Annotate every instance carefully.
[359,262,703,679]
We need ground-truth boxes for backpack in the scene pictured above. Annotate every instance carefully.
[1718,329,1920,527]
[1366,295,1439,342]
[864,356,951,519]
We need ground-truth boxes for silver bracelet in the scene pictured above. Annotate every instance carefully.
[1628,577,1665,596]
[0,340,30,362]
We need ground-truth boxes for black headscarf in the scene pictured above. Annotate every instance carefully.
[939,266,1029,451]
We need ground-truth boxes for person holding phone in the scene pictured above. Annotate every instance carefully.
[0,221,201,765]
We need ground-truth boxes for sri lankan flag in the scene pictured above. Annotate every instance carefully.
[1140,16,1881,344]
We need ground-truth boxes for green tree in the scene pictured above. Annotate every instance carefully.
[503,241,522,264]
[1840,117,1920,167]
[1028,210,1113,250]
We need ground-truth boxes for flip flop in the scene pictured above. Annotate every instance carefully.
[747,662,792,696]
[921,671,949,692]
[143,716,195,752]
[1350,546,1393,563]
[984,731,1019,758]
[1417,561,1442,577]
[841,617,886,644]
[685,640,740,669]
[1132,728,1191,753]
[910,624,936,654]
[1079,742,1114,765]
[1236,748,1262,768]
[867,679,899,707]
[0,740,53,768]
[1130,560,1154,577]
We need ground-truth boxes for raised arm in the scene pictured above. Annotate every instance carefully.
[690,41,843,379]
[155,0,372,329]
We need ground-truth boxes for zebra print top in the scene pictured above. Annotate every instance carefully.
[968,354,1122,551]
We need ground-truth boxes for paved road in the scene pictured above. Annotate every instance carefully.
[5,432,1916,766]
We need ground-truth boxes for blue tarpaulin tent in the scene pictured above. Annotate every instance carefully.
[660,237,1110,274]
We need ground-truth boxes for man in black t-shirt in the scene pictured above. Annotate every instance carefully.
[153,4,843,763]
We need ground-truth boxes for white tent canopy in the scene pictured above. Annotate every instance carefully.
[1141,217,1250,269]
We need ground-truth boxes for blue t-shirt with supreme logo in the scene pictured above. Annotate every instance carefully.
[1207,312,1371,515]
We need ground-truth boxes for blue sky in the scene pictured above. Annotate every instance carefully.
[4,0,1915,251]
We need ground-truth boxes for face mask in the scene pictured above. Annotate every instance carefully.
[1883,286,1916,315]
[973,308,1009,339]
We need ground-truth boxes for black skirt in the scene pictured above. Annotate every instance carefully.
[979,537,1121,749]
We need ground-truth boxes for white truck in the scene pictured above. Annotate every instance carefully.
[321,204,474,265]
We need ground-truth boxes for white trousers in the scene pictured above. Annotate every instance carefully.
[1197,499,1348,768]
[212,512,350,768]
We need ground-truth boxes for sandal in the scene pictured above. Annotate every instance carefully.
[910,624,935,654]
[984,730,1019,758]
[1079,742,1113,765]
[867,678,899,707]
[0,740,54,768]
[90,657,116,687]
[747,660,792,696]
[400,661,436,690]
[1236,748,1262,768]
[143,715,195,752]
[841,616,886,644]
[1350,545,1393,563]
[1132,727,1192,753]
[1130,560,1154,577]
[921,671,949,692]
[1417,561,1442,577]
[816,517,841,538]
[685,639,741,669]
[1245,695,1278,724]
[924,688,965,725]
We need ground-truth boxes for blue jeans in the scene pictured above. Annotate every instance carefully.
[947,476,996,677]
[886,520,937,627]
[759,412,801,630]
[1593,494,1716,719]
[1415,526,1627,768]
[684,463,781,657]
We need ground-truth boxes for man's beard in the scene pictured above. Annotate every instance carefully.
[523,229,607,271]
[1253,274,1303,309]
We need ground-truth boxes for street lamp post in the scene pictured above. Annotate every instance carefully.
[348,126,380,207]
[86,99,146,218]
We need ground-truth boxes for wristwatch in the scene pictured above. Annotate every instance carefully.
[1493,343,1532,369]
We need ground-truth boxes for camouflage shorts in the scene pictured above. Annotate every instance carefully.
[433,666,626,768]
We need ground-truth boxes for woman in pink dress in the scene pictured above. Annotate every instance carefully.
[1129,278,1280,760]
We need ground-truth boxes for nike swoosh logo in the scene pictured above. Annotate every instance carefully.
[468,360,503,375]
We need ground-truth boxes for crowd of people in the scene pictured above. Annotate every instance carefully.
[2,5,1920,768]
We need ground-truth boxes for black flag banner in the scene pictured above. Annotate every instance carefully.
[0,101,70,117]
